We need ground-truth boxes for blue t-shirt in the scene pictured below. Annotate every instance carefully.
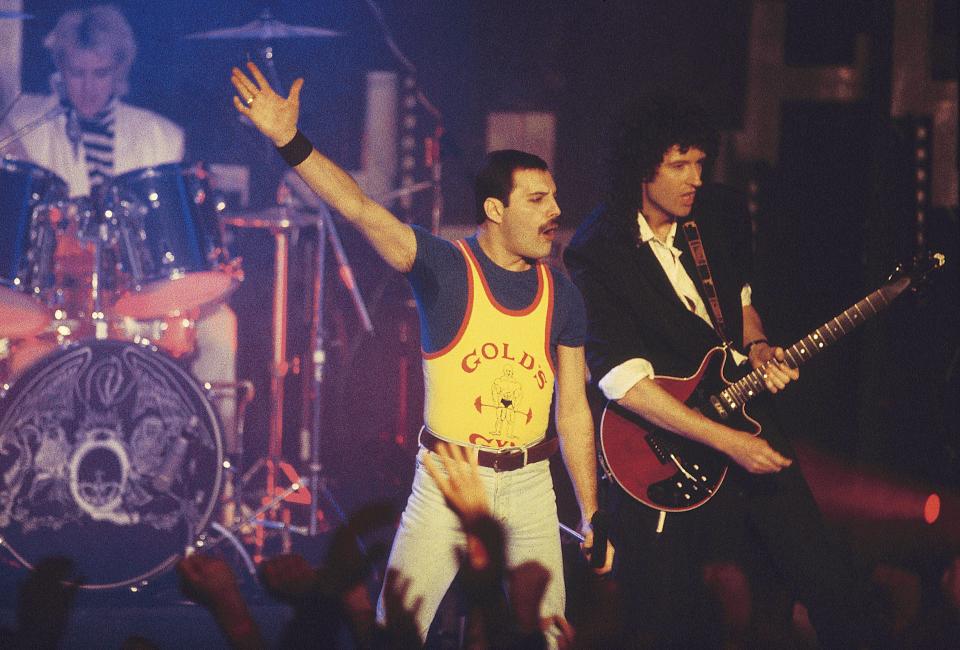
[406,226,586,359]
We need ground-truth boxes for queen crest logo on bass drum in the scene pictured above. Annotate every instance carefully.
[0,339,223,589]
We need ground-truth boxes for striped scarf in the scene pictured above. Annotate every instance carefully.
[64,97,117,191]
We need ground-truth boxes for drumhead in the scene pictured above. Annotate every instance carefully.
[0,339,223,589]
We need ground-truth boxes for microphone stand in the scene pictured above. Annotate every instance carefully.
[306,202,374,536]
[0,105,66,153]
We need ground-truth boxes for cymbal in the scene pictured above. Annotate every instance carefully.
[375,180,434,202]
[185,10,339,41]
[0,11,32,19]
[221,206,320,231]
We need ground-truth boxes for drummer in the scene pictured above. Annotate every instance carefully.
[1,5,180,197]
[1,6,237,440]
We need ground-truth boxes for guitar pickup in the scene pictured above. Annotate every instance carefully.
[645,434,670,463]
[710,395,730,419]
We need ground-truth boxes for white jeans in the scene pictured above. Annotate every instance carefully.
[376,447,565,642]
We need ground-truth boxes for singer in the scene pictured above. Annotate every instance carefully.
[232,61,611,645]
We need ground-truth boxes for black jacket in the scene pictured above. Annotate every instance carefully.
[563,186,751,385]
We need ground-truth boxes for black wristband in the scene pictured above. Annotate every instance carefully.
[276,130,313,167]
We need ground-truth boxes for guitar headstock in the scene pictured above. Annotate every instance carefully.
[886,251,946,291]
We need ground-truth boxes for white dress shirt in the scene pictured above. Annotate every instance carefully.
[598,211,751,400]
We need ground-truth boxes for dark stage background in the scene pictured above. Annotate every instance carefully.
[7,0,960,610]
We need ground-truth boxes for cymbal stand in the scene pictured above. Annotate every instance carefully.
[229,213,309,560]
[306,202,374,536]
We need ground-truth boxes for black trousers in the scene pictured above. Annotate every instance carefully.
[608,429,874,648]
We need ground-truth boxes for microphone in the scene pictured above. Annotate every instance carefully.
[153,435,190,493]
[0,104,68,153]
[152,416,199,492]
[66,108,82,159]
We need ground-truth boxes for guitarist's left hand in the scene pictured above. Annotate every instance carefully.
[749,342,799,393]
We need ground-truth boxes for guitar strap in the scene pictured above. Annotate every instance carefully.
[681,219,732,347]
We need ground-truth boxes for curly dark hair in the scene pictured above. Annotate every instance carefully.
[474,149,549,224]
[607,96,718,230]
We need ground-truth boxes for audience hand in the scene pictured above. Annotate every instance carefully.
[378,568,424,648]
[16,556,80,648]
[260,554,319,604]
[422,441,490,525]
[177,554,265,650]
[177,554,242,607]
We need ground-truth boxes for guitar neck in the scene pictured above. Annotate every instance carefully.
[721,275,912,409]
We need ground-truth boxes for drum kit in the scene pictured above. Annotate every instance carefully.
[0,158,241,589]
[0,10,351,590]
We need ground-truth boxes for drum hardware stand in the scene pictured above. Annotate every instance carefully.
[220,207,322,561]
[242,213,302,558]
[90,220,111,339]
[201,479,309,565]
[206,379,256,529]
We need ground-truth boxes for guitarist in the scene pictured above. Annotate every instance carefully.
[564,97,874,647]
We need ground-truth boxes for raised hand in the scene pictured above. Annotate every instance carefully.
[230,61,302,146]
[177,554,265,650]
[176,554,243,607]
[422,441,491,524]
[260,553,319,603]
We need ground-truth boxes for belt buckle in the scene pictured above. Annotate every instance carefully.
[492,446,527,472]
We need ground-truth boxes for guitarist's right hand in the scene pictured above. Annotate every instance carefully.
[723,430,792,474]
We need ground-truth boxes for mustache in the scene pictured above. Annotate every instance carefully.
[538,218,561,234]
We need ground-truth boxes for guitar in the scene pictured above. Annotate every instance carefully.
[599,253,945,512]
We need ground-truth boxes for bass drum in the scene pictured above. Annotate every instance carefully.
[0,339,223,589]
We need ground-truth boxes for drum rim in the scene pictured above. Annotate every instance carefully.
[1,156,68,185]
[110,162,186,184]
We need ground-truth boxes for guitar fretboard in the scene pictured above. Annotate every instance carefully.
[717,276,912,412]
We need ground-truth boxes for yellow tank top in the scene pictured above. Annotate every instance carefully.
[422,240,556,449]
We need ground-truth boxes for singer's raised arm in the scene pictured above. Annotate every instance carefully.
[231,62,416,273]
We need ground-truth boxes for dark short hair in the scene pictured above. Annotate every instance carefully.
[608,96,718,225]
[474,149,549,224]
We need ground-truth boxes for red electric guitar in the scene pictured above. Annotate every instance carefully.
[599,253,945,512]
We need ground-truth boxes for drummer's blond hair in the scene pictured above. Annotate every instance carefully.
[44,4,137,97]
